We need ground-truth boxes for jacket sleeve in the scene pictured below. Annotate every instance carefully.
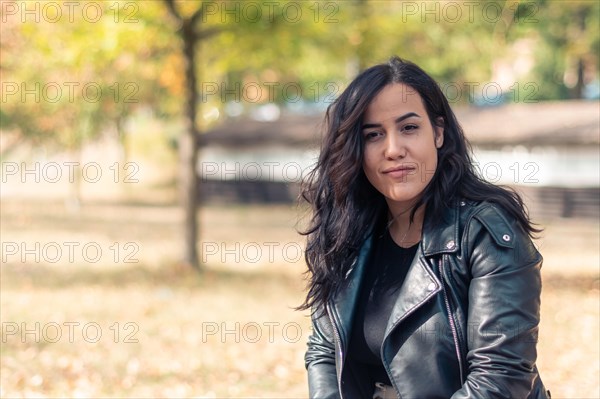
[451,205,546,399]
[305,307,340,399]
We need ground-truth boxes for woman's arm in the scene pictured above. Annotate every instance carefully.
[452,205,547,399]
[305,308,340,399]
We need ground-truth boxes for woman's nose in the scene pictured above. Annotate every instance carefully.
[383,133,406,159]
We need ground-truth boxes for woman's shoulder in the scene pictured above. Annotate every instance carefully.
[423,198,521,256]
[458,198,542,273]
[459,199,519,245]
[459,200,518,235]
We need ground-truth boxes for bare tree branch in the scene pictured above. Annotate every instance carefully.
[163,0,182,23]
[197,26,227,40]
[190,4,205,28]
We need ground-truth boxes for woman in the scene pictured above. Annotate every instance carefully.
[299,57,550,398]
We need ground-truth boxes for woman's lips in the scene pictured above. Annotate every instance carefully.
[382,165,416,179]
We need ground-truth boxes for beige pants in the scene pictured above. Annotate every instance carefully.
[373,382,399,399]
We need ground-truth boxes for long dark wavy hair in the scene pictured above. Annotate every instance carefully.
[297,56,541,312]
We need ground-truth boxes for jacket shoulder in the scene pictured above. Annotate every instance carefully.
[463,200,517,249]
[460,200,542,276]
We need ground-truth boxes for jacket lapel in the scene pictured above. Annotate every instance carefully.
[422,201,460,256]
[329,234,373,348]
[383,248,441,339]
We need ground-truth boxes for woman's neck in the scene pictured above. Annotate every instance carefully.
[387,203,425,248]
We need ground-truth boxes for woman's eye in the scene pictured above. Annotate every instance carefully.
[364,131,381,140]
[403,124,418,133]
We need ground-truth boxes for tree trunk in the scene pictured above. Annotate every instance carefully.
[163,0,210,270]
[116,116,128,166]
[572,7,587,99]
[65,148,82,214]
[573,57,585,99]
[180,20,200,269]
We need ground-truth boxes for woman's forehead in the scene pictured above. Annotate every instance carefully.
[364,84,426,122]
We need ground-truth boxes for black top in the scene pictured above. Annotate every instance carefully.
[347,228,419,389]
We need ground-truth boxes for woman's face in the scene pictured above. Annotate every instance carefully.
[361,83,444,213]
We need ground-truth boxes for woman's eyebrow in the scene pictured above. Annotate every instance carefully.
[361,112,420,130]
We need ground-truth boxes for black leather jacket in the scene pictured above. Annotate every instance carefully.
[305,200,550,398]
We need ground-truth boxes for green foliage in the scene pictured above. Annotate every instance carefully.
[1,0,175,149]
[525,0,600,100]
[1,0,598,147]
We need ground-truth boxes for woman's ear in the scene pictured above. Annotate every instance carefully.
[434,117,444,148]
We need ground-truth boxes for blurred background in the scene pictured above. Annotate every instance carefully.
[1,0,599,397]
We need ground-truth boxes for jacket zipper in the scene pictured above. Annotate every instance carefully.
[327,302,344,398]
[438,257,465,383]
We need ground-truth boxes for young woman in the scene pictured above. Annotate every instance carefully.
[299,57,550,398]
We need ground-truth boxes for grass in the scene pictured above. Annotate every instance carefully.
[1,199,598,398]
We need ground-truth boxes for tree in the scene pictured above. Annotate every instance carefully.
[162,0,224,270]
[530,0,600,100]
[0,1,172,204]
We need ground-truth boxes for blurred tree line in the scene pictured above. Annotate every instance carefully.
[1,0,598,268]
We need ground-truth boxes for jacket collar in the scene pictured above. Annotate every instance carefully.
[421,200,461,256]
